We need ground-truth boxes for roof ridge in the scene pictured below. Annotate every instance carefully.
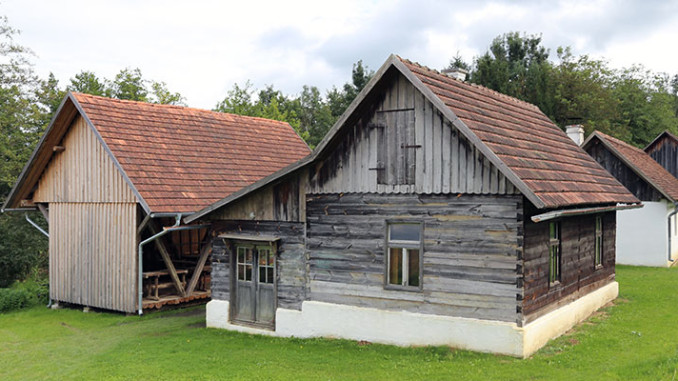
[396,57,542,112]
[594,131,645,153]
[71,92,292,126]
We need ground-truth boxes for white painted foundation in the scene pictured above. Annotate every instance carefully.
[617,200,677,267]
[206,282,618,358]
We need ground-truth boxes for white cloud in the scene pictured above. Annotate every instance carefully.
[2,0,678,109]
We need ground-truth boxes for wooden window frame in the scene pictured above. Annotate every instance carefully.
[548,221,561,286]
[594,215,603,269]
[384,221,423,291]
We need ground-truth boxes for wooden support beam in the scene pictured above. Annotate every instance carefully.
[137,213,151,236]
[37,203,49,223]
[147,220,186,297]
[185,243,212,296]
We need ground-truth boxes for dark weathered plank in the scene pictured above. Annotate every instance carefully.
[306,192,522,322]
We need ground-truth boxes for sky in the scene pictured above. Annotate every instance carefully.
[2,0,677,110]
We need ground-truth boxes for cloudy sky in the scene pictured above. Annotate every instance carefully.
[2,0,677,109]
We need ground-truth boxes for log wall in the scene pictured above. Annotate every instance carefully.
[308,72,520,196]
[211,220,307,310]
[522,210,616,322]
[306,193,523,323]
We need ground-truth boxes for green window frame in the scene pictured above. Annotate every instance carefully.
[594,216,603,268]
[549,221,561,285]
[385,222,423,290]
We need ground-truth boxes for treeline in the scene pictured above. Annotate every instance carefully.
[2,13,678,288]
[451,32,678,148]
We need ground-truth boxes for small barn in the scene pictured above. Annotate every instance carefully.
[186,55,639,357]
[2,92,310,314]
[645,131,678,178]
[583,131,678,266]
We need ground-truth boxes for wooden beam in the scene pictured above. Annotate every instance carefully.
[147,220,186,297]
[185,243,212,296]
[37,203,49,223]
[53,145,65,152]
[137,213,151,236]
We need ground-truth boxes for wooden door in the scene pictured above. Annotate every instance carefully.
[233,245,276,327]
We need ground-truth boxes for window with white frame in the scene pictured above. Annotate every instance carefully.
[386,222,422,289]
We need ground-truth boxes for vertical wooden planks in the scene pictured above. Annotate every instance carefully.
[414,92,425,193]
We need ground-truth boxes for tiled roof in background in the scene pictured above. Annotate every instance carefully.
[400,58,639,208]
[591,131,678,202]
[74,93,310,213]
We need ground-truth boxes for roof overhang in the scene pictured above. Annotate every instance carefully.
[218,233,281,243]
[530,203,643,223]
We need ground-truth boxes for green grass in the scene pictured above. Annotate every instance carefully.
[2,265,678,380]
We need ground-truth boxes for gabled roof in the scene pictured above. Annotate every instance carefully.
[186,55,638,222]
[583,131,678,202]
[3,92,310,214]
[645,130,678,152]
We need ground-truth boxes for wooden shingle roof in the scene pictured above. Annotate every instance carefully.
[399,58,638,208]
[585,131,678,202]
[3,92,310,214]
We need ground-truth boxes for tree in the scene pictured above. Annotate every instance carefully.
[326,60,374,119]
[67,70,108,96]
[471,32,554,118]
[0,15,49,287]
[150,81,185,105]
[110,68,147,101]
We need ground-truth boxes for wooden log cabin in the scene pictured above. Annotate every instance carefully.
[2,93,310,314]
[185,55,640,357]
[583,131,678,266]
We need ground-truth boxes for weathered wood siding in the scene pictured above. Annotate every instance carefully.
[211,172,307,223]
[211,220,306,310]
[646,136,678,179]
[308,73,520,196]
[33,116,136,203]
[306,193,522,323]
[49,203,137,312]
[522,210,616,322]
[33,115,139,313]
[586,139,662,201]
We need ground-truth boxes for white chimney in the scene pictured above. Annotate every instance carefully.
[441,68,468,81]
[566,125,585,146]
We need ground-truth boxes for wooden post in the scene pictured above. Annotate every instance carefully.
[186,243,212,296]
[147,220,186,297]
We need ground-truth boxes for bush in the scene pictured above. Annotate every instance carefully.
[0,271,49,313]
[0,288,34,312]
[0,212,48,288]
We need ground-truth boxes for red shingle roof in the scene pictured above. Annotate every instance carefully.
[73,93,310,213]
[400,58,639,208]
[590,131,678,202]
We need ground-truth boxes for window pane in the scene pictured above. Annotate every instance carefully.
[266,267,274,284]
[390,224,420,242]
[245,264,252,281]
[238,264,245,280]
[259,250,268,266]
[259,267,266,283]
[237,248,245,264]
[408,249,420,287]
[388,248,403,285]
[245,250,253,264]
[268,251,274,266]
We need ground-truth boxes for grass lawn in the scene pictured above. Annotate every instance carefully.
[2,265,678,380]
